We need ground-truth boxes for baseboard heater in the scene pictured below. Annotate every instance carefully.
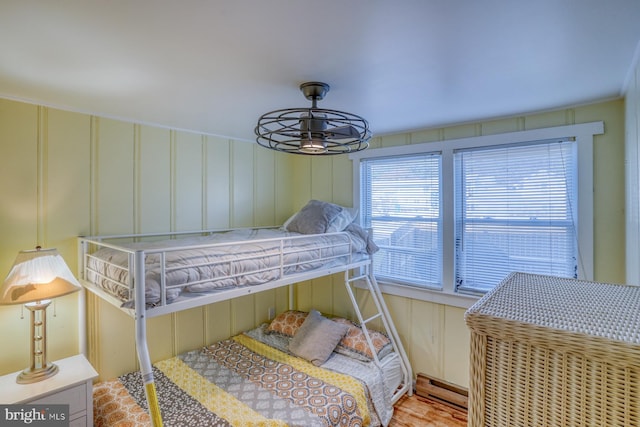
[415,373,468,410]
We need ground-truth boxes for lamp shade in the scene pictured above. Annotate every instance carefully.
[0,248,81,305]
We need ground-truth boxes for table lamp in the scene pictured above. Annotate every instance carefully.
[0,247,81,384]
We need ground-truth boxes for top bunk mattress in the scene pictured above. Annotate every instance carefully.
[82,226,376,309]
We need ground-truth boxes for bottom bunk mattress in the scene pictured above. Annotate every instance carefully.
[93,325,400,427]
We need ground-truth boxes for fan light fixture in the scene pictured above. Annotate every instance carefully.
[255,82,371,155]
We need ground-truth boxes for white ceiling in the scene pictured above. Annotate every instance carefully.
[1,0,640,142]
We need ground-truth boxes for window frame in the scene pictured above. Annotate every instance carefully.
[453,139,579,294]
[349,122,603,308]
[360,152,444,288]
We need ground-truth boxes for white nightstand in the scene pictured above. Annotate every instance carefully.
[0,354,98,427]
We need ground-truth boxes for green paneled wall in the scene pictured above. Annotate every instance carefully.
[0,96,626,390]
[0,99,295,379]
[294,98,626,387]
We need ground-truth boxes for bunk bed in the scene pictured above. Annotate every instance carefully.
[78,201,413,426]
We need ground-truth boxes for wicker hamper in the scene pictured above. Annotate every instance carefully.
[465,272,640,427]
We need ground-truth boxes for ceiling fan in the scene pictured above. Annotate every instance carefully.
[255,82,371,155]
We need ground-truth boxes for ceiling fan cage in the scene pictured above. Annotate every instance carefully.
[255,82,371,155]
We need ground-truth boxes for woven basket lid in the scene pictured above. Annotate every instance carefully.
[465,272,640,345]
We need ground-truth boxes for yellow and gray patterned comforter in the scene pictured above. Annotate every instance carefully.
[94,331,392,426]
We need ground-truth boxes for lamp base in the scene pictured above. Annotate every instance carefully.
[16,362,59,384]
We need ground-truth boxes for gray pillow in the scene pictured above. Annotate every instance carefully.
[326,207,358,233]
[289,309,349,366]
[344,223,379,254]
[285,200,345,234]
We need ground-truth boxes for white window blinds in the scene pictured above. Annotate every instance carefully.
[361,153,442,288]
[454,139,578,294]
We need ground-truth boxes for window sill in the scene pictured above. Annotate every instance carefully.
[358,279,481,309]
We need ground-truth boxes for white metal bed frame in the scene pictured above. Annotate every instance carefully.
[78,228,413,427]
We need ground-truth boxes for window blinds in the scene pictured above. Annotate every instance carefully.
[361,153,442,288]
[454,140,577,294]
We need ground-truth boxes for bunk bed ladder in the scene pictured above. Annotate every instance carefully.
[343,263,414,403]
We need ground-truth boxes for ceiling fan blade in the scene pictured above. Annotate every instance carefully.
[325,125,360,139]
[299,113,327,135]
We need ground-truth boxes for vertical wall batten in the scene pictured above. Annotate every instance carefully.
[87,294,100,378]
[170,130,177,232]
[171,313,178,357]
[90,116,99,235]
[36,106,47,247]
[253,144,258,226]
[171,153,181,340]
[229,140,235,227]
[275,154,282,221]
[201,136,208,229]
[566,109,576,125]
[133,124,141,234]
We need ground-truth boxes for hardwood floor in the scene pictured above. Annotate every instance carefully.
[389,393,468,427]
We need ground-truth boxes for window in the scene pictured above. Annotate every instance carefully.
[361,153,442,288]
[454,140,577,294]
[350,122,602,305]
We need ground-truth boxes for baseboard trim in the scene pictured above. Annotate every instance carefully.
[415,373,468,410]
